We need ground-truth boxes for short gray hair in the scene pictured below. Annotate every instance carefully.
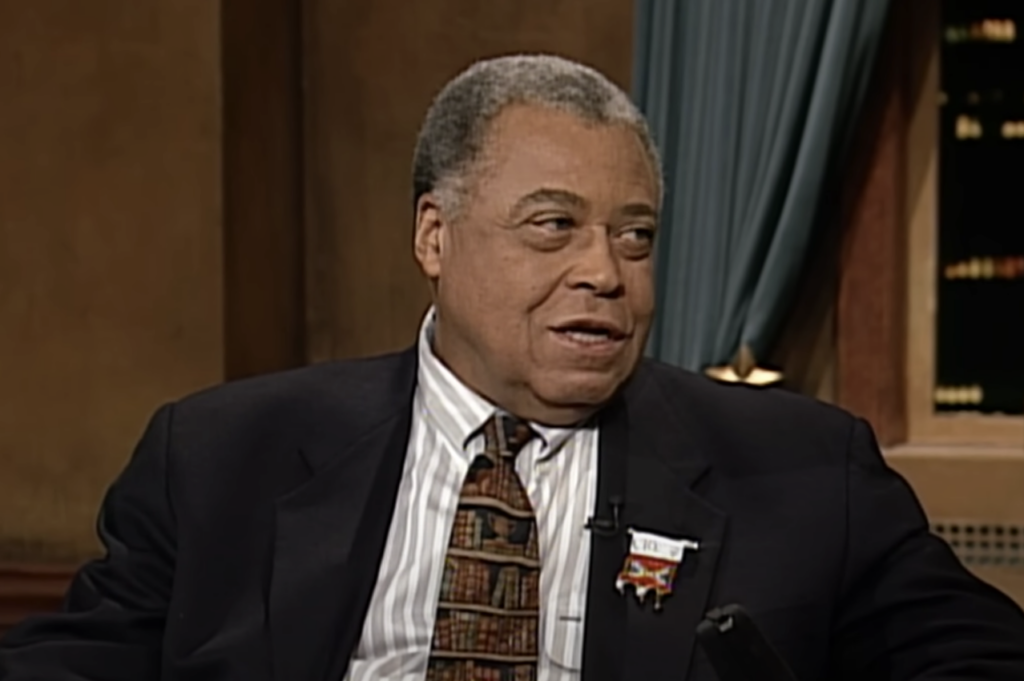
[412,54,662,213]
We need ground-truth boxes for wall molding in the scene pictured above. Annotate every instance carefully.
[0,563,74,636]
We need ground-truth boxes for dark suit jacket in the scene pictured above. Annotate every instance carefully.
[2,349,1023,680]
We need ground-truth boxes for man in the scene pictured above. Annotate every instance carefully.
[2,54,1023,681]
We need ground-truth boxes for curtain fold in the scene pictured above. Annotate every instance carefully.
[634,0,890,375]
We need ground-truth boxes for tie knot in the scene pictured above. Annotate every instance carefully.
[483,413,535,457]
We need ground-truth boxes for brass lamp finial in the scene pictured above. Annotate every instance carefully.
[704,344,784,387]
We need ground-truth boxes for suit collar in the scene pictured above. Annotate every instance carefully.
[416,308,494,454]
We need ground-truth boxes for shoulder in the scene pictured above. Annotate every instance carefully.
[636,358,853,429]
[631,359,861,471]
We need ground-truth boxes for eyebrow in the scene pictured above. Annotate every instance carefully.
[619,202,659,220]
[509,188,587,215]
[509,188,658,221]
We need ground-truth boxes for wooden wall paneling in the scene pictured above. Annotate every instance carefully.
[302,0,636,361]
[0,1,223,563]
[222,0,307,379]
[835,1,909,446]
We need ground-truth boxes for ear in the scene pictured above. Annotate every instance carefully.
[413,193,445,279]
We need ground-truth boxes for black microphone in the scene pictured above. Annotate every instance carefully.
[585,495,623,535]
[696,604,800,681]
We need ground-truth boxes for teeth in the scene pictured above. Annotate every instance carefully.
[562,330,612,344]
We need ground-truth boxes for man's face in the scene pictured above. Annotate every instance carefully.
[414,104,659,425]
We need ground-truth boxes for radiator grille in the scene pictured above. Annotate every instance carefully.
[931,521,1024,568]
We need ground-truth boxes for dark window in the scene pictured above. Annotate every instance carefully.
[937,0,1024,415]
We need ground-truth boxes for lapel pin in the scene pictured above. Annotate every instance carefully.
[615,529,699,610]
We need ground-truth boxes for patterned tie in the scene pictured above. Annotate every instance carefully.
[427,413,540,681]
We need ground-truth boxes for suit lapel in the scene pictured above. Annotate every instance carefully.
[269,350,416,681]
[582,394,630,681]
[622,453,727,680]
[584,365,729,681]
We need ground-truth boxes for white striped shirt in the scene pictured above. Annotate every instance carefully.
[345,310,598,680]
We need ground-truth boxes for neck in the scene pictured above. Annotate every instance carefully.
[499,392,598,428]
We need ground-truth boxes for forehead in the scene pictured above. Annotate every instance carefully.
[474,105,659,205]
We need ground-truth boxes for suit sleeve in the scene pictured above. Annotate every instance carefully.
[830,419,1024,680]
[0,404,177,680]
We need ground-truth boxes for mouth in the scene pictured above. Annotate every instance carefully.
[550,319,629,348]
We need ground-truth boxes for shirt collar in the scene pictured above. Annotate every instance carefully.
[416,308,580,458]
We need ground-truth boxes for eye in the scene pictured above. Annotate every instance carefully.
[621,226,656,243]
[616,226,656,258]
[533,216,576,231]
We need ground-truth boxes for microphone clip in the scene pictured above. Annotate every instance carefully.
[585,495,623,536]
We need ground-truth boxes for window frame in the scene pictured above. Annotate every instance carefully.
[905,4,1024,447]
[837,0,1024,449]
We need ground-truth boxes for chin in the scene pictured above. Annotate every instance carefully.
[533,369,627,409]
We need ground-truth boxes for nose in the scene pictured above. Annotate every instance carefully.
[566,228,624,297]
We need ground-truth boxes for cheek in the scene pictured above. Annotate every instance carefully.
[445,261,550,337]
[626,266,656,312]
[502,257,566,308]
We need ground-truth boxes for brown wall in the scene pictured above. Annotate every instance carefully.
[0,0,634,622]
[0,1,223,562]
[0,0,634,602]
[303,0,636,361]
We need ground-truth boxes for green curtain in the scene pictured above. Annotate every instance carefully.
[634,0,890,374]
